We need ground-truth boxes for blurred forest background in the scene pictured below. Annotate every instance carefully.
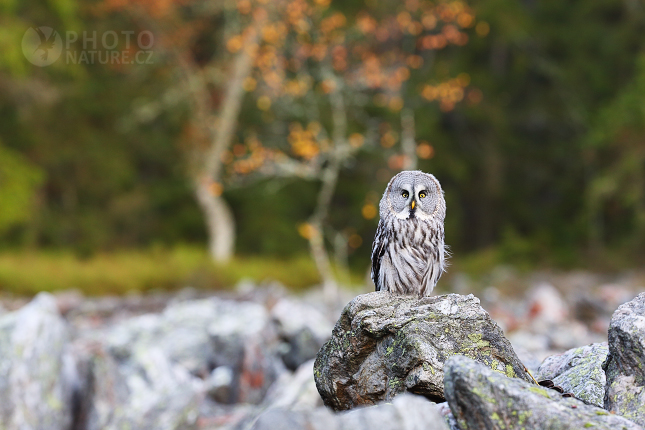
[1,0,645,295]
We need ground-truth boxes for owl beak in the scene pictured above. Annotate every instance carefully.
[410,200,416,210]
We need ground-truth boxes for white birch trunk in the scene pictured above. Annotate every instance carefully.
[194,180,235,262]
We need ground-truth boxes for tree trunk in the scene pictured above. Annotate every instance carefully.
[401,108,418,170]
[308,74,347,303]
[194,180,235,262]
[308,219,336,301]
[188,23,263,263]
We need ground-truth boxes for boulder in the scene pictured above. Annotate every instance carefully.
[526,283,569,329]
[436,402,459,430]
[103,299,218,376]
[444,355,642,430]
[249,393,448,430]
[208,299,284,404]
[314,292,532,411]
[0,292,75,430]
[262,359,323,411]
[270,298,332,370]
[604,292,645,425]
[230,359,323,430]
[537,342,608,407]
[86,346,202,430]
[99,297,284,405]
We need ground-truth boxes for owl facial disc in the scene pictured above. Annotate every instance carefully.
[393,183,414,219]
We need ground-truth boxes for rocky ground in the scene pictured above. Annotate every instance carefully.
[0,270,642,430]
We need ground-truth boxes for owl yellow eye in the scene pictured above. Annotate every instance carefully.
[419,192,427,198]
[402,191,409,198]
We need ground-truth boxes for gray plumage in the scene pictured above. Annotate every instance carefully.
[370,170,447,297]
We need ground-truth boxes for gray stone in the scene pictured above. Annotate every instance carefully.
[86,346,202,430]
[262,359,323,410]
[229,360,322,430]
[537,342,608,407]
[99,297,284,405]
[314,292,532,411]
[436,402,459,430]
[207,366,235,403]
[604,292,645,425]
[271,298,332,370]
[0,292,75,430]
[104,298,220,376]
[249,393,449,430]
[208,300,284,404]
[444,355,642,430]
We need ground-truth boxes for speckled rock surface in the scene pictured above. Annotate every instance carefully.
[270,298,333,371]
[314,292,532,411]
[92,297,284,405]
[604,292,645,425]
[86,346,203,430]
[248,393,448,430]
[436,402,459,430]
[0,293,75,430]
[537,342,608,407]
[444,355,642,430]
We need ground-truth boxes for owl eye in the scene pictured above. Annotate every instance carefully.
[419,191,427,198]
[402,191,409,198]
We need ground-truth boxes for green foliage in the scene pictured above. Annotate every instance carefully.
[0,142,43,233]
[0,21,28,75]
[586,54,645,250]
[0,247,321,295]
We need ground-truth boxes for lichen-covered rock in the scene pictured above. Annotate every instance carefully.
[86,346,202,430]
[444,355,642,430]
[604,292,645,425]
[537,342,608,407]
[0,292,75,430]
[248,393,449,430]
[314,292,532,411]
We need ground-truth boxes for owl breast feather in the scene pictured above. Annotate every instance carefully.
[371,216,444,297]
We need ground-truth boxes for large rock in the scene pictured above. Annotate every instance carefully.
[208,299,284,404]
[314,292,532,410]
[604,292,645,425]
[270,298,332,370]
[99,297,284,405]
[444,355,642,430]
[262,359,323,411]
[104,298,232,376]
[86,346,202,430]
[230,359,323,430]
[537,342,608,407]
[0,292,75,430]
[249,393,449,430]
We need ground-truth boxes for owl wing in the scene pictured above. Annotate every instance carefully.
[420,232,446,296]
[371,219,388,291]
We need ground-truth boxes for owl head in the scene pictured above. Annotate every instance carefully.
[379,170,446,221]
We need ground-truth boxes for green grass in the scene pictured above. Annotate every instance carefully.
[0,247,322,296]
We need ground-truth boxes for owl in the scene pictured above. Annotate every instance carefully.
[371,170,447,297]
